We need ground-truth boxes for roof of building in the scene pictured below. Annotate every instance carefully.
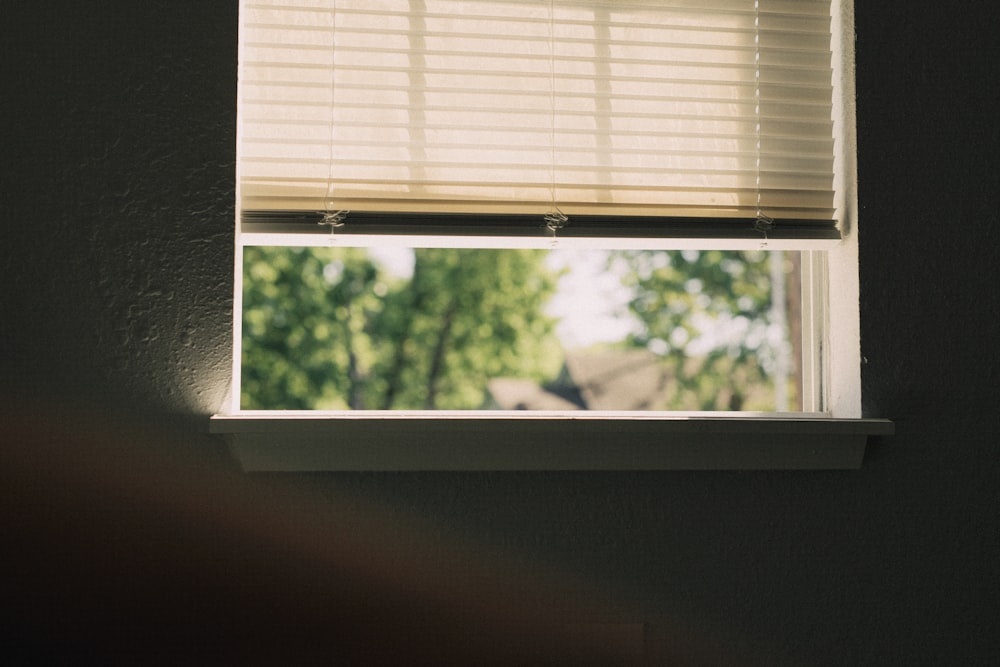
[486,348,671,411]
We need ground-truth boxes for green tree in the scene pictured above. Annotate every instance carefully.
[241,246,384,409]
[610,249,796,411]
[241,246,562,410]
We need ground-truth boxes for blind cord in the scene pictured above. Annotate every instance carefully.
[320,0,349,237]
[753,0,774,245]
[544,0,568,244]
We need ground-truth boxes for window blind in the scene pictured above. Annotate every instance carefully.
[239,0,836,234]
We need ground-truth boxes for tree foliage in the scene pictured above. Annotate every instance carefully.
[241,246,562,410]
[241,245,795,412]
[610,249,794,411]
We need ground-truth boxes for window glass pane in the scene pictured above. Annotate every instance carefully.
[241,246,803,411]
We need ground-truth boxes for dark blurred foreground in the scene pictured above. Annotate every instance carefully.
[0,400,740,665]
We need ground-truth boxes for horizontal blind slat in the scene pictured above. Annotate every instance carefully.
[239,0,836,227]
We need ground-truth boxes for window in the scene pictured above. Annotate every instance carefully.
[212,0,892,470]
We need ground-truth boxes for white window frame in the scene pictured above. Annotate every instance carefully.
[211,0,892,470]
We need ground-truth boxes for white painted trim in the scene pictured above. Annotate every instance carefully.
[231,0,252,414]
[827,0,862,418]
[238,232,841,252]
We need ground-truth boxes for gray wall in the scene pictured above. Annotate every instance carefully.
[2,2,997,664]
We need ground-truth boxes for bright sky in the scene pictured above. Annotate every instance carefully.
[545,249,639,349]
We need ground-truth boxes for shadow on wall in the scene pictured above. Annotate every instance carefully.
[0,395,751,665]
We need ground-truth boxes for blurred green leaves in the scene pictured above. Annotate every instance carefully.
[611,249,794,411]
[241,246,561,410]
[241,246,796,412]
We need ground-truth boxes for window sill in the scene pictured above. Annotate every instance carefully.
[209,413,893,471]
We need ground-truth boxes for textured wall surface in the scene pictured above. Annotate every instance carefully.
[2,1,998,664]
[1,3,234,417]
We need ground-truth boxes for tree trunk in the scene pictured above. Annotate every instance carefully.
[424,301,457,409]
[380,261,425,409]
[343,299,365,410]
